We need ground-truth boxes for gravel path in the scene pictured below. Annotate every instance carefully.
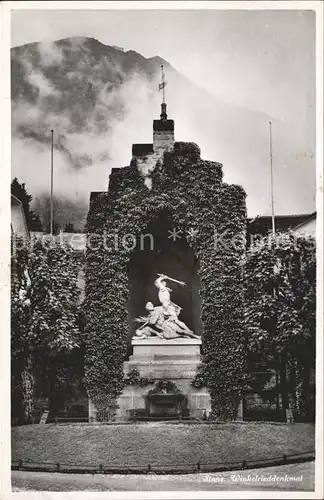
[11,461,315,493]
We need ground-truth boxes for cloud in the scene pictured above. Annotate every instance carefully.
[28,71,60,97]
[11,39,162,226]
[37,40,64,67]
[11,34,316,228]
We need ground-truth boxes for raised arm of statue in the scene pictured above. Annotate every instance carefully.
[156,273,186,287]
[154,275,167,289]
[154,276,171,305]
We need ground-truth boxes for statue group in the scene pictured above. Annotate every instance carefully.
[134,274,200,340]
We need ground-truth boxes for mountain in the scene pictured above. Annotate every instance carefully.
[12,37,168,168]
[11,36,315,230]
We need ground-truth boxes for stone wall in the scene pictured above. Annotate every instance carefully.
[153,130,174,154]
[135,151,162,188]
[134,129,174,189]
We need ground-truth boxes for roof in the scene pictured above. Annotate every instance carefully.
[11,194,23,206]
[153,119,174,132]
[132,143,154,156]
[291,212,316,231]
[11,194,29,238]
[247,213,316,236]
[90,191,106,204]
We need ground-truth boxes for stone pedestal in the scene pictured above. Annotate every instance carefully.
[114,337,210,421]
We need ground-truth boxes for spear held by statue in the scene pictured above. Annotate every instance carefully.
[157,273,186,286]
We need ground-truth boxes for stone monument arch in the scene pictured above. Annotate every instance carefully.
[85,97,247,421]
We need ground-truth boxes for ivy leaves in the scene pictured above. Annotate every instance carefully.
[85,144,247,419]
[245,232,316,359]
[11,237,82,421]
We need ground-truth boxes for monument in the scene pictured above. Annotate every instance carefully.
[85,66,247,422]
[134,274,199,340]
[113,273,209,420]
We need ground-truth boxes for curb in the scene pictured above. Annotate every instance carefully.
[11,452,315,475]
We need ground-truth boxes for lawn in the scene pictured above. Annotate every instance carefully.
[11,422,315,468]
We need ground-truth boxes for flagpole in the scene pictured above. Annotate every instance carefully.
[269,121,275,235]
[161,65,165,104]
[50,129,54,236]
[269,119,279,413]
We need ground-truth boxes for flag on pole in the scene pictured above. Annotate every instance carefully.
[159,65,167,104]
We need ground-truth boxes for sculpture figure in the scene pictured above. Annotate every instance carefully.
[134,302,165,339]
[154,273,185,311]
[134,274,200,340]
[161,302,196,337]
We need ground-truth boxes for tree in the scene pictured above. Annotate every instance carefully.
[244,231,316,420]
[28,239,81,411]
[11,236,33,422]
[33,194,87,234]
[11,236,81,422]
[11,178,43,232]
[64,222,77,233]
[44,220,61,236]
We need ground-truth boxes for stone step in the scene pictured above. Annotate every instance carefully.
[125,368,199,379]
[133,343,201,357]
[128,355,200,362]
[126,373,199,380]
[125,359,199,370]
[132,338,202,345]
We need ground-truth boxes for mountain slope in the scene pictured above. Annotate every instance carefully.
[11,36,315,229]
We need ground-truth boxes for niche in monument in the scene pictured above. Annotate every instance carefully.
[127,211,202,347]
[146,393,188,419]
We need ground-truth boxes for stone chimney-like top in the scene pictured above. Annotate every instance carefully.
[152,102,174,153]
[153,66,174,153]
[130,66,175,188]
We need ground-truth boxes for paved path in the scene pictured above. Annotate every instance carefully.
[11,461,315,493]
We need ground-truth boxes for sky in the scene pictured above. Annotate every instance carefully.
[10,8,316,218]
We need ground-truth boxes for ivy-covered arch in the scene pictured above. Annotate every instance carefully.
[127,209,201,339]
[84,142,248,420]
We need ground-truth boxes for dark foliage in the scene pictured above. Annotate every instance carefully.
[84,145,247,420]
[244,232,316,419]
[11,177,43,231]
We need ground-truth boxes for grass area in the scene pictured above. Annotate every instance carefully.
[11,422,315,468]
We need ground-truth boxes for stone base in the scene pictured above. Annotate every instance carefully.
[89,337,211,422]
